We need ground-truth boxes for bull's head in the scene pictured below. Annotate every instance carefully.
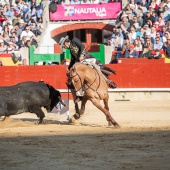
[48,87,66,111]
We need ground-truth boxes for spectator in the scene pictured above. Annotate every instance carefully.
[0,39,7,53]
[116,14,130,34]
[13,23,22,39]
[132,15,141,29]
[71,0,81,4]
[35,5,43,23]
[150,49,162,59]
[155,31,163,42]
[12,14,22,27]
[128,26,137,43]
[163,5,170,21]
[154,21,162,31]
[17,36,27,49]
[144,31,155,45]
[19,19,26,31]
[139,38,153,58]
[158,16,165,26]
[20,25,35,40]
[150,26,157,39]
[153,37,163,50]
[163,36,170,58]
[134,39,143,52]
[125,44,139,58]
[30,20,42,37]
[49,0,59,13]
[143,10,155,25]
[81,0,91,4]
[122,37,131,52]
[25,39,31,48]
[108,32,122,51]
[143,23,151,33]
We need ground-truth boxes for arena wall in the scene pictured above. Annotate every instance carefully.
[0,58,170,99]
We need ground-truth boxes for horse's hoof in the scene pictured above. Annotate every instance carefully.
[69,117,76,124]
[73,113,80,120]
[114,123,120,128]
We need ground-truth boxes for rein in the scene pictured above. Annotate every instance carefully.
[70,65,100,94]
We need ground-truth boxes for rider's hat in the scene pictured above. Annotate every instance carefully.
[59,35,69,49]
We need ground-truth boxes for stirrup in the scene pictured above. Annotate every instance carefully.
[107,80,117,89]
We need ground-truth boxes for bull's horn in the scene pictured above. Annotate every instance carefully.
[59,97,66,107]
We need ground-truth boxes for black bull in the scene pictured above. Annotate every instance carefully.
[0,81,66,124]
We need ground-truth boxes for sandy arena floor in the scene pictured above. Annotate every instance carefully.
[0,100,170,170]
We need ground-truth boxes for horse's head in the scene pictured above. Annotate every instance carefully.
[69,65,85,97]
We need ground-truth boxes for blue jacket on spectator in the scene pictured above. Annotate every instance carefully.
[125,50,139,58]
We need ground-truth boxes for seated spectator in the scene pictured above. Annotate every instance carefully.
[163,5,170,21]
[25,39,31,48]
[143,23,151,33]
[36,5,43,23]
[153,37,163,50]
[163,36,170,58]
[0,39,7,53]
[6,42,18,53]
[108,32,122,51]
[132,15,141,30]
[150,26,156,39]
[2,31,10,42]
[150,49,162,59]
[139,38,153,58]
[125,44,139,58]
[122,37,131,52]
[81,0,91,4]
[19,19,26,31]
[116,14,130,34]
[12,14,22,27]
[144,31,154,45]
[154,21,162,31]
[155,31,163,43]
[71,0,81,4]
[17,36,27,49]
[91,0,100,4]
[128,26,137,43]
[30,21,42,37]
[49,0,59,13]
[134,39,143,53]
[137,13,144,27]
[157,16,165,27]
[20,25,36,40]
[143,10,155,25]
[13,23,22,39]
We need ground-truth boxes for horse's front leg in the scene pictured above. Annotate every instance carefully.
[69,89,81,123]
[90,98,119,127]
[80,96,88,115]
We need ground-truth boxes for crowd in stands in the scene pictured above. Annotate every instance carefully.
[0,0,43,64]
[108,0,170,61]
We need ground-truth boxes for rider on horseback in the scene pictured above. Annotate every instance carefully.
[59,36,117,102]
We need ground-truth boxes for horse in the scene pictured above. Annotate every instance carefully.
[68,62,119,127]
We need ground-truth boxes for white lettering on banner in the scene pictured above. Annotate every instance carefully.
[74,7,106,17]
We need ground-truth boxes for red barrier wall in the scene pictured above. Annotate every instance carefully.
[0,59,170,91]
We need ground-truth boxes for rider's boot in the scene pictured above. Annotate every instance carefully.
[106,79,117,89]
[100,65,116,75]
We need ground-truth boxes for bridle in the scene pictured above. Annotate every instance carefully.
[69,66,101,94]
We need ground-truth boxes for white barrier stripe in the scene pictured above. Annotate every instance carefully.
[57,88,170,92]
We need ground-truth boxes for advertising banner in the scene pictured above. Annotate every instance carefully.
[50,2,121,21]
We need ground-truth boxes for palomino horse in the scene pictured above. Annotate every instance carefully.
[68,62,119,127]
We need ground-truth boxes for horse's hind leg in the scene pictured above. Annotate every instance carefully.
[91,98,119,127]
[103,95,112,126]
[103,93,109,111]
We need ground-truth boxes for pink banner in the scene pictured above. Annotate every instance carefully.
[50,3,121,21]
